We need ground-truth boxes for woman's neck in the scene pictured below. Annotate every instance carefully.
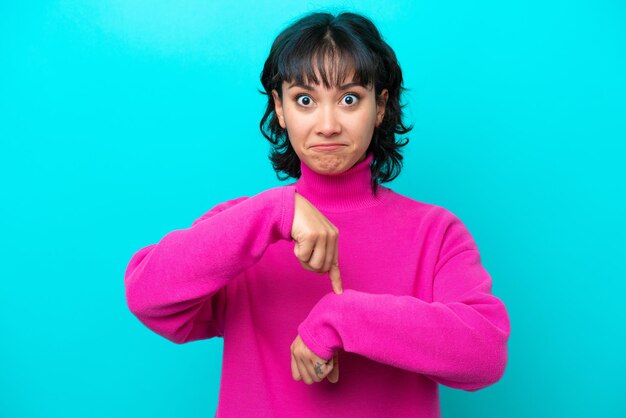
[294,153,387,212]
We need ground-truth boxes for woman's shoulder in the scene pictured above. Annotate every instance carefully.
[190,185,296,227]
[383,187,453,216]
[383,187,467,229]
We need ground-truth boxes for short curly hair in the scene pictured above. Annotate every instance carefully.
[259,12,412,193]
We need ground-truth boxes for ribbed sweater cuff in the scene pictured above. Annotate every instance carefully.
[298,291,346,360]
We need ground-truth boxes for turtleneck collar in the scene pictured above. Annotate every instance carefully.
[294,153,389,212]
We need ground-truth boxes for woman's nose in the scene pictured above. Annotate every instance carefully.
[315,106,341,137]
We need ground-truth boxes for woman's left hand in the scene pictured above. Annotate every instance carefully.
[290,334,339,384]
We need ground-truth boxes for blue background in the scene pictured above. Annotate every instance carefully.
[1,1,624,417]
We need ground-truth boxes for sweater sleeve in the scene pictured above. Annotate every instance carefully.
[297,208,510,391]
[124,185,296,344]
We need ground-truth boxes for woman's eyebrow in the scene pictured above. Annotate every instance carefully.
[286,81,365,91]
[286,82,314,91]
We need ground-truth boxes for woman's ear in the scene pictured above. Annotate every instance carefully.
[376,89,389,127]
[272,89,286,129]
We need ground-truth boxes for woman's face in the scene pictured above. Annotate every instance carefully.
[272,72,388,175]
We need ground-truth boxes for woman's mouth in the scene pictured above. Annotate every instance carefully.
[310,144,346,151]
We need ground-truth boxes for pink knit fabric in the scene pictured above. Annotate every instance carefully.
[125,153,510,417]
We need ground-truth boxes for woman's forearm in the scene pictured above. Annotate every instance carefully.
[124,185,296,343]
[298,283,510,391]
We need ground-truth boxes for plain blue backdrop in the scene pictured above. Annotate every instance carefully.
[1,1,624,417]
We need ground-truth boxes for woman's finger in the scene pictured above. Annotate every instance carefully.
[298,259,318,272]
[303,357,327,383]
[329,244,343,294]
[327,353,339,383]
[310,358,330,382]
[293,237,315,265]
[292,338,313,383]
[323,225,338,273]
[307,233,327,271]
[297,358,315,384]
[291,351,301,381]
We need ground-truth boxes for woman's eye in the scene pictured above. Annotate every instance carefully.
[296,95,313,106]
[341,94,359,106]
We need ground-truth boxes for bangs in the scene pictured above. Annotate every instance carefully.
[275,28,378,89]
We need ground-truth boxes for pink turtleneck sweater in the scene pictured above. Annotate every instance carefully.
[124,153,510,417]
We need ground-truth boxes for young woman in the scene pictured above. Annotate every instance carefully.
[125,11,511,417]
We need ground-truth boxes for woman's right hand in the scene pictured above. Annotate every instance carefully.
[291,192,343,295]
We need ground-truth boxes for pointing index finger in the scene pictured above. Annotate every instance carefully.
[329,245,343,294]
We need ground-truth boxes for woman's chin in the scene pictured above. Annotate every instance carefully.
[304,155,352,175]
